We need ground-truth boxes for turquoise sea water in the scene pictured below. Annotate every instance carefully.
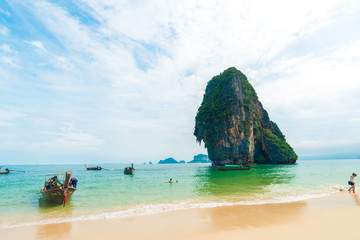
[1,159,360,228]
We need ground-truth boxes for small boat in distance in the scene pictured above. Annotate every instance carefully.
[85,165,102,170]
[124,163,135,174]
[213,164,250,171]
[0,166,10,174]
[40,171,77,206]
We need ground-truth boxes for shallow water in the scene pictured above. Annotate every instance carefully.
[1,159,359,227]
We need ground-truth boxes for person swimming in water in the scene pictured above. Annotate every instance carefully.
[348,173,357,193]
[169,178,173,183]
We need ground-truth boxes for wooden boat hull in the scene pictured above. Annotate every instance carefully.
[85,165,102,170]
[124,168,135,174]
[214,166,250,171]
[40,187,76,204]
[0,171,10,174]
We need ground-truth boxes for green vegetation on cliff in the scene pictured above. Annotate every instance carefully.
[263,129,297,162]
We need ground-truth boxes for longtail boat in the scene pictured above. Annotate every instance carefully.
[214,164,250,171]
[40,171,76,206]
[85,165,102,170]
[124,163,135,174]
[0,166,10,174]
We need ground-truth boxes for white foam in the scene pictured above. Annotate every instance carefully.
[1,192,329,229]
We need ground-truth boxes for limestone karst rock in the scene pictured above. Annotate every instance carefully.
[194,67,297,166]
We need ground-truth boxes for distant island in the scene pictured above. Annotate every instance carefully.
[158,155,211,164]
[158,157,179,164]
[188,154,211,163]
[194,67,297,166]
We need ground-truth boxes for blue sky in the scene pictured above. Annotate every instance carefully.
[1,0,360,164]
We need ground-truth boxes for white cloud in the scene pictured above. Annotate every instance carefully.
[51,56,74,71]
[33,123,104,151]
[0,8,11,17]
[0,107,24,126]
[0,24,9,35]
[1,0,360,162]
[25,40,47,51]
[0,44,12,53]
[1,56,19,67]
[257,40,360,119]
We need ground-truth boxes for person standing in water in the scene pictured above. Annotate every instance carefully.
[348,173,357,193]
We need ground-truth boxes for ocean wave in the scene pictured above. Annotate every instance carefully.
[1,192,329,229]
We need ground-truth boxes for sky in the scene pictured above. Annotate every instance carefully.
[0,0,360,164]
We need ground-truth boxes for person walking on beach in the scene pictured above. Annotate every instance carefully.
[348,173,357,193]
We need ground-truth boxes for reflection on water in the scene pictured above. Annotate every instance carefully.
[193,164,297,200]
[38,198,63,209]
[38,197,75,210]
[38,198,74,220]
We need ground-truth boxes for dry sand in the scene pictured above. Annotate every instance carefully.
[2,192,360,240]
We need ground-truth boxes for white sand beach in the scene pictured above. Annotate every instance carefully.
[2,192,360,240]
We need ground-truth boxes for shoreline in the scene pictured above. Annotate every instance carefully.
[1,191,332,229]
[2,191,360,239]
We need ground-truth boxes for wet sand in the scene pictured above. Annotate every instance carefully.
[2,192,360,240]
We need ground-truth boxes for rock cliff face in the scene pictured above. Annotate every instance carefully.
[194,67,297,165]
